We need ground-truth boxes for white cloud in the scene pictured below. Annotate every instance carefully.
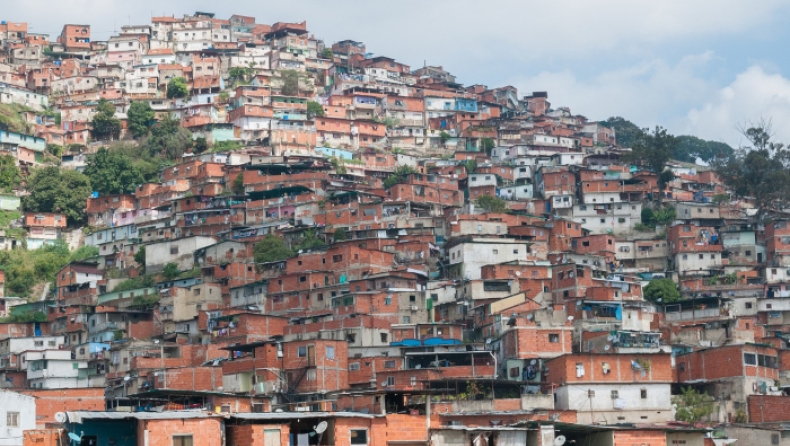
[505,52,718,128]
[684,66,790,147]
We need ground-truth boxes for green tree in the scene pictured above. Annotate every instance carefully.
[134,246,146,272]
[127,101,156,138]
[383,165,417,189]
[217,91,230,104]
[330,157,347,175]
[295,228,327,251]
[711,193,728,205]
[91,98,120,140]
[333,228,348,242]
[307,101,325,118]
[194,137,209,154]
[600,117,643,148]
[0,154,21,192]
[279,69,311,96]
[23,166,92,225]
[162,262,180,279]
[321,48,334,59]
[84,147,145,195]
[713,121,790,218]
[146,114,193,159]
[167,77,189,99]
[70,245,99,262]
[475,195,508,213]
[627,126,678,203]
[439,131,451,144]
[465,159,477,174]
[254,234,295,263]
[480,137,495,156]
[643,278,680,304]
[673,387,715,424]
[46,143,64,157]
[232,172,245,195]
[641,208,655,226]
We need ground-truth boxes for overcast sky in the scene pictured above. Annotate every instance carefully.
[9,0,790,147]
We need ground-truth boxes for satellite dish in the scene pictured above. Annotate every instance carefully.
[315,421,328,434]
[526,314,534,321]
[485,338,492,344]
[415,364,421,369]
[54,412,67,423]
[606,335,614,341]
[554,435,566,446]
[657,298,663,303]
[68,433,82,443]
[154,339,160,344]
[529,359,537,366]
[567,316,574,321]
[123,376,131,382]
[604,345,611,351]
[515,271,521,276]
[549,413,560,422]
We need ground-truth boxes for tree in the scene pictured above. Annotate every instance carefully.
[330,157,347,175]
[279,69,311,96]
[232,173,245,195]
[295,228,327,251]
[383,165,417,189]
[321,48,334,59]
[600,117,643,148]
[134,246,146,267]
[46,143,64,157]
[307,101,325,118]
[713,120,790,218]
[127,101,155,138]
[673,387,715,424]
[641,208,655,226]
[465,159,477,174]
[162,262,180,279]
[480,137,495,156]
[253,234,294,263]
[439,131,452,145]
[84,147,145,195]
[333,228,348,242]
[643,278,680,304]
[91,98,120,140]
[194,137,209,154]
[0,154,21,192]
[475,195,508,213]
[627,126,678,203]
[23,166,92,225]
[167,77,189,99]
[70,245,99,262]
[145,114,193,159]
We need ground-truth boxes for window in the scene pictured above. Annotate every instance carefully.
[6,412,19,427]
[745,302,753,309]
[384,360,395,369]
[640,389,647,399]
[679,362,686,372]
[350,362,361,371]
[610,390,619,399]
[298,346,307,357]
[744,353,757,365]
[170,246,179,254]
[772,433,780,446]
[549,334,559,343]
[350,430,368,445]
[173,435,193,446]
[326,346,335,360]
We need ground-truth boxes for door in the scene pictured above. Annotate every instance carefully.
[307,345,315,367]
[264,429,281,446]
[758,253,763,263]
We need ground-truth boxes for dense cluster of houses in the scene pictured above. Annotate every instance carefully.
[0,10,788,446]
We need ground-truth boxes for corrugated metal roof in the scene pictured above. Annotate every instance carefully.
[67,411,213,423]
[232,411,377,420]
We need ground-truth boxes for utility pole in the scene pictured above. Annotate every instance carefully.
[588,389,595,424]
